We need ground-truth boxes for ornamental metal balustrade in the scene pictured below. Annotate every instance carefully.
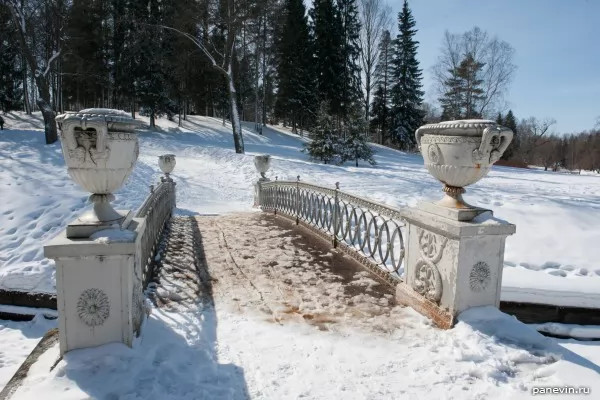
[135,179,176,289]
[258,178,405,285]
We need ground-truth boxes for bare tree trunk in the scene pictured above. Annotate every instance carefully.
[227,74,244,154]
[36,77,58,144]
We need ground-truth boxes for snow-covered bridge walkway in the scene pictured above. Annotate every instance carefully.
[150,212,404,334]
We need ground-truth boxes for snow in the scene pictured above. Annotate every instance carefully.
[89,228,136,244]
[2,305,598,399]
[1,111,600,304]
[530,322,600,340]
[0,316,56,389]
[1,113,600,398]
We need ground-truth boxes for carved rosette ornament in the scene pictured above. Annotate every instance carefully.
[412,228,446,303]
[415,120,514,212]
[77,288,110,326]
[469,261,491,292]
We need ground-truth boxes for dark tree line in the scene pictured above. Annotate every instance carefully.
[2,0,426,160]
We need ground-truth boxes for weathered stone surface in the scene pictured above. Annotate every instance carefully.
[43,218,146,355]
[397,204,515,328]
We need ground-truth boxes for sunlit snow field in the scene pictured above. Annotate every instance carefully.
[1,112,599,306]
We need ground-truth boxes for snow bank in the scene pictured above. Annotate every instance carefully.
[5,305,599,399]
[90,228,136,244]
[0,316,56,389]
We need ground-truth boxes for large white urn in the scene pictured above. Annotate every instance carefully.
[415,120,513,219]
[56,108,142,236]
[158,154,176,181]
[254,154,271,181]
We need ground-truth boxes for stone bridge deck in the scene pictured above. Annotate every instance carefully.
[149,213,407,334]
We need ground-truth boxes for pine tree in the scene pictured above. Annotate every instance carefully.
[311,0,344,116]
[342,108,376,167]
[439,53,485,120]
[501,109,518,160]
[303,101,340,164]
[63,0,109,109]
[389,0,424,150]
[0,6,23,112]
[336,0,362,119]
[496,112,503,125]
[275,0,316,132]
[370,29,393,144]
[133,0,177,127]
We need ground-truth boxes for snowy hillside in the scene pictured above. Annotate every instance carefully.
[1,112,600,306]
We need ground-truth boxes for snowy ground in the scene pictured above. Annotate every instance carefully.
[1,112,599,306]
[2,112,600,398]
[2,306,600,399]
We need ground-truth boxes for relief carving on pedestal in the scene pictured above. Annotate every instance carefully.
[469,261,491,292]
[412,228,447,304]
[77,288,110,327]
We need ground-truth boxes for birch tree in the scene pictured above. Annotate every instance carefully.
[432,27,516,118]
[358,0,391,122]
[7,0,65,144]
[151,0,254,154]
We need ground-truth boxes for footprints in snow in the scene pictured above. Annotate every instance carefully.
[505,260,600,278]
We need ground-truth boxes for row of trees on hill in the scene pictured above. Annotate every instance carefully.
[1,0,428,158]
[496,112,600,173]
[3,1,596,172]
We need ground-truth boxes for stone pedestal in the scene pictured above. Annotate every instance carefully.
[254,178,269,207]
[44,217,146,355]
[396,205,515,328]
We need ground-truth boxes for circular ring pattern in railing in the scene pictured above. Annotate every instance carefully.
[258,181,405,281]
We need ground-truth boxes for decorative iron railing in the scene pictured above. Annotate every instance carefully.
[135,179,176,289]
[258,178,405,285]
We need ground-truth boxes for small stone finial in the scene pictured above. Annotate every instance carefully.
[297,175,300,181]
[335,182,340,190]
[276,176,278,181]
[149,184,154,193]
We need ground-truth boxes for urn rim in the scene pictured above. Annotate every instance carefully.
[416,119,506,137]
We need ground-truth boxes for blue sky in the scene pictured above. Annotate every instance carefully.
[393,0,600,133]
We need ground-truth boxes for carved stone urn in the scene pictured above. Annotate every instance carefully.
[158,154,176,182]
[415,120,513,221]
[55,108,142,237]
[254,154,271,181]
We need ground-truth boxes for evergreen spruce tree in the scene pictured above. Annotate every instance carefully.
[389,0,424,150]
[370,30,393,144]
[275,0,316,133]
[133,0,177,127]
[496,112,503,125]
[303,101,340,164]
[62,0,109,109]
[0,6,23,112]
[310,0,344,116]
[501,109,518,160]
[336,0,362,119]
[439,54,485,120]
[342,108,376,166]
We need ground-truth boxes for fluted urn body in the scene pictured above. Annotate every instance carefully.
[158,154,176,181]
[415,120,513,211]
[56,108,142,231]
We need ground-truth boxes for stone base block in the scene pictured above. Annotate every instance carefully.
[396,282,454,329]
[66,209,133,238]
[418,201,489,222]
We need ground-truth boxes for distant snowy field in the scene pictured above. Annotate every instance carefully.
[1,112,599,307]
